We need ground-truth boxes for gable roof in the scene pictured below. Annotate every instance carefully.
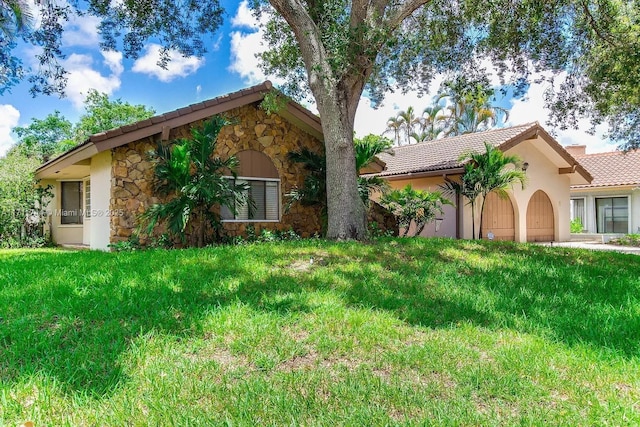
[36,81,322,179]
[370,122,592,184]
[571,149,640,189]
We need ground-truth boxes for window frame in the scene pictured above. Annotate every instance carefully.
[570,197,586,228]
[60,180,84,225]
[221,176,281,223]
[595,196,629,234]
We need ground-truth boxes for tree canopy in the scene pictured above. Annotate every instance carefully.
[0,0,224,95]
[2,0,635,239]
[11,91,155,162]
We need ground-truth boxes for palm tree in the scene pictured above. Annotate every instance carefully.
[139,115,249,247]
[420,104,445,140]
[397,106,420,145]
[437,75,509,136]
[0,0,32,37]
[410,131,430,144]
[354,134,393,203]
[442,142,526,239]
[384,115,403,146]
[380,184,452,237]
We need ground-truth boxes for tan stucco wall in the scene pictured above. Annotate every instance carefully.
[89,150,112,250]
[505,142,571,242]
[380,139,575,242]
[109,103,323,245]
[384,176,458,238]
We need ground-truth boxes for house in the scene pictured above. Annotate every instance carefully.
[367,122,592,242]
[36,81,326,250]
[566,146,640,240]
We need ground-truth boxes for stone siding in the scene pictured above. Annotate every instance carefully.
[110,103,323,245]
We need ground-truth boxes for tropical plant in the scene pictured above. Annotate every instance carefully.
[380,185,452,237]
[442,142,526,240]
[384,115,403,146]
[287,134,393,234]
[437,75,509,136]
[420,104,446,141]
[397,106,421,146]
[139,116,248,247]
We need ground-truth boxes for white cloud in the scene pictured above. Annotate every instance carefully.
[231,0,259,29]
[507,74,616,153]
[132,44,204,82]
[228,2,288,87]
[64,51,123,108]
[228,30,268,84]
[62,13,101,47]
[0,105,20,157]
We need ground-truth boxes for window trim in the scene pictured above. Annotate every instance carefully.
[60,180,84,225]
[570,197,586,228]
[221,175,281,223]
[595,195,629,234]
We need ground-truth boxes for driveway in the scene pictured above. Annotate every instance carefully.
[539,241,640,255]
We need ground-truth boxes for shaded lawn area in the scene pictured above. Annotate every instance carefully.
[1,238,639,425]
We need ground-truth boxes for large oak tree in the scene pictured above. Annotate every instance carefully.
[2,0,631,239]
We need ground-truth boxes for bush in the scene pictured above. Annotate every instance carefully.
[0,150,52,248]
[570,217,584,233]
[610,234,640,247]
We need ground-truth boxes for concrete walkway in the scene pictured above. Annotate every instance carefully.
[539,241,640,255]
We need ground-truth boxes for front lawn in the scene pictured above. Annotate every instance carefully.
[1,238,639,425]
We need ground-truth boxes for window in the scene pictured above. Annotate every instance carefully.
[596,197,628,233]
[570,198,585,227]
[61,181,83,225]
[85,180,91,218]
[221,178,280,221]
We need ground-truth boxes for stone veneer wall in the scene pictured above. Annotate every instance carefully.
[110,103,323,245]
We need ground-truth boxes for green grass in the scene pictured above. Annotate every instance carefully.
[1,238,639,425]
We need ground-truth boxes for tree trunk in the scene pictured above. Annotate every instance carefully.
[478,194,487,240]
[312,84,367,240]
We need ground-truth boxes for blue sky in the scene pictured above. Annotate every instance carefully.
[0,0,618,156]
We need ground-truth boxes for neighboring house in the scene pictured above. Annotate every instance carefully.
[367,122,592,242]
[567,146,640,240]
[36,82,325,250]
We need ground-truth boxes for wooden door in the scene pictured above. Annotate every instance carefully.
[526,190,555,242]
[481,192,515,241]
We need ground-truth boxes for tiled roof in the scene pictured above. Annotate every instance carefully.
[571,149,640,188]
[37,81,321,173]
[374,122,540,177]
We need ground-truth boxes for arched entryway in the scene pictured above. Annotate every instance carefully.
[526,190,555,242]
[481,192,515,241]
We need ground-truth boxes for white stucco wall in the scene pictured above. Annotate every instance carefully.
[571,186,640,235]
[89,150,112,250]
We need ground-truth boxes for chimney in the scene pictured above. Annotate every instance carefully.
[565,144,586,157]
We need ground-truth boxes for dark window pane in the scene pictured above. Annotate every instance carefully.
[61,181,83,225]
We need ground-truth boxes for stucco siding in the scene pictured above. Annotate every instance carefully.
[41,179,84,245]
[89,150,112,250]
[505,141,571,242]
[385,176,458,238]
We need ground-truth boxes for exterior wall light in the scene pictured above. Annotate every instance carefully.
[522,162,529,172]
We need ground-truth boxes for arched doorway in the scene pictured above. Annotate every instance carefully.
[481,192,515,241]
[526,190,555,242]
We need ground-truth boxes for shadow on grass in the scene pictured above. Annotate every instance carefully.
[0,238,638,396]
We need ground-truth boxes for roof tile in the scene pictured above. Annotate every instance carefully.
[375,123,538,177]
[571,149,640,188]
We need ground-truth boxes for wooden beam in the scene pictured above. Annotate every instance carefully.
[161,126,171,142]
[559,164,577,174]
